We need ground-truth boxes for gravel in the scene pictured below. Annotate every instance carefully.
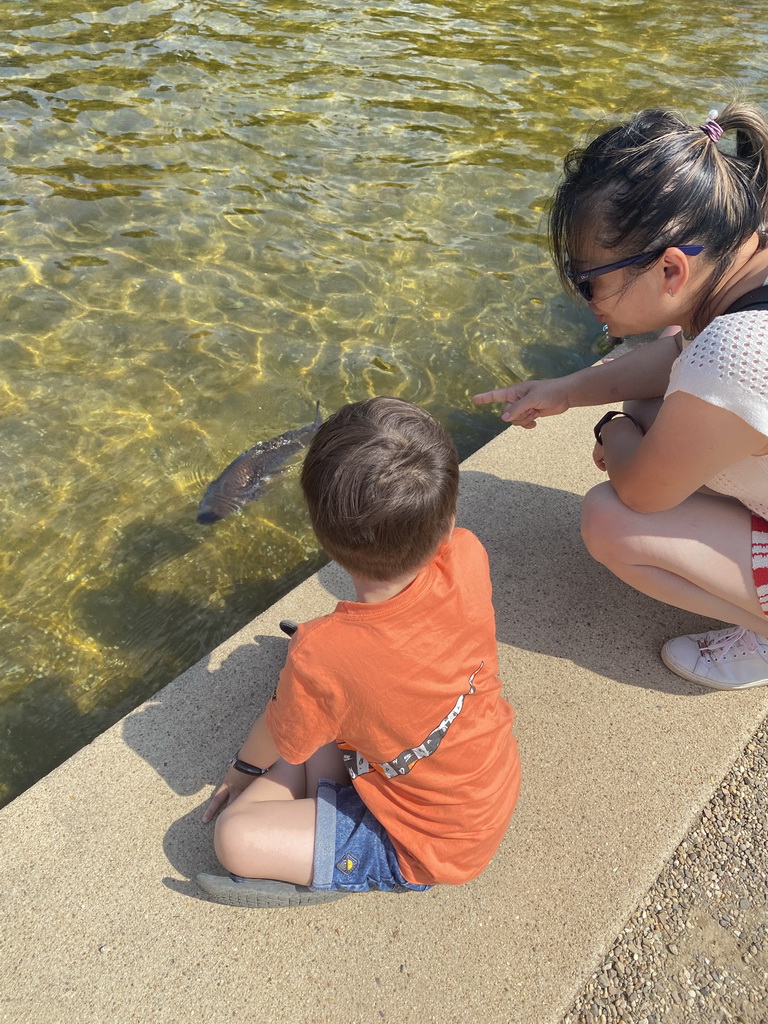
[561,722,768,1024]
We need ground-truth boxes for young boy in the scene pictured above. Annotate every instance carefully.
[197,397,519,907]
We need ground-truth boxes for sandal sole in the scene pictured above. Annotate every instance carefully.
[196,873,351,908]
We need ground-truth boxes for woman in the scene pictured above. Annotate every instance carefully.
[474,104,768,690]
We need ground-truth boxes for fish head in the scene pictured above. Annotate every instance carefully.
[197,487,249,525]
[197,508,225,525]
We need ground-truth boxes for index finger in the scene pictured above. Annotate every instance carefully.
[472,388,512,405]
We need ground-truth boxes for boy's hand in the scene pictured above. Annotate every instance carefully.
[201,767,252,823]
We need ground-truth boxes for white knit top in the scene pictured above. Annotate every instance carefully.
[665,308,768,519]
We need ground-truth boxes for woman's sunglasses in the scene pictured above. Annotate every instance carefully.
[566,245,704,302]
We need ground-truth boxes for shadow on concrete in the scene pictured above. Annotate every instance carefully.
[161,803,222,885]
[122,632,292,876]
[122,634,290,794]
[160,873,220,903]
[459,471,715,697]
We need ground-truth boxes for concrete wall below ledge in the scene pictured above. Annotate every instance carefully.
[3,385,768,1024]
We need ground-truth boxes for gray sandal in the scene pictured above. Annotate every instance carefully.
[195,873,351,908]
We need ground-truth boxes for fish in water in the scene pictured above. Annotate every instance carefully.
[197,402,322,524]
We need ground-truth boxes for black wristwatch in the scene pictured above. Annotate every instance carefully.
[593,410,643,446]
[228,754,269,777]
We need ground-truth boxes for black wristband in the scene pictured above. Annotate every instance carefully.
[228,754,269,777]
[593,410,643,446]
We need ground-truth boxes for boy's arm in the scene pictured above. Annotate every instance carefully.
[238,712,282,767]
[201,712,281,823]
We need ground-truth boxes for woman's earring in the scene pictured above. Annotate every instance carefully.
[668,290,675,297]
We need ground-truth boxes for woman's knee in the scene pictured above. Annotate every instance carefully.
[622,396,663,432]
[581,482,634,565]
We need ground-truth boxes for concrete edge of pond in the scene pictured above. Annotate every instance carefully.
[3,344,767,1024]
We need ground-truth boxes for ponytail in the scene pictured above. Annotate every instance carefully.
[719,102,768,238]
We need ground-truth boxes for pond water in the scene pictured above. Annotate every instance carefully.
[1,0,767,804]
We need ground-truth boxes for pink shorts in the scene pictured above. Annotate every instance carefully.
[753,514,768,617]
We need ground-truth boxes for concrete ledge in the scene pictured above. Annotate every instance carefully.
[3,395,768,1024]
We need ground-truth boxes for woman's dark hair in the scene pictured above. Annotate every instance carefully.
[550,102,768,333]
[300,397,459,582]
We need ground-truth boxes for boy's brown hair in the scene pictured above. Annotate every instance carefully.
[300,397,459,582]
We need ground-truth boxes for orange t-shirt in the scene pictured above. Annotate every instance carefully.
[265,528,519,885]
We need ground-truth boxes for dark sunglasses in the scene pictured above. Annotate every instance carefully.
[566,244,704,301]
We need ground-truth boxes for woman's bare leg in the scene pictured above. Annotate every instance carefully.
[581,482,768,635]
[623,396,663,431]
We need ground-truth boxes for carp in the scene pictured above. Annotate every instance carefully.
[197,402,322,524]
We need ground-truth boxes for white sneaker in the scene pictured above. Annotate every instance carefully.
[661,626,768,690]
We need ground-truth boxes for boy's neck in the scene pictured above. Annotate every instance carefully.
[347,523,455,604]
[351,571,420,605]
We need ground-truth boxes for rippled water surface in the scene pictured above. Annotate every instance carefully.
[2,0,767,803]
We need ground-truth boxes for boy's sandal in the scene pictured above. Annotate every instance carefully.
[195,872,351,908]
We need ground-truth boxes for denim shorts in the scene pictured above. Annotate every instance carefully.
[310,779,432,894]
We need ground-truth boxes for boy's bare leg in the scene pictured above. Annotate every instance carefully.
[215,793,317,883]
[223,741,349,806]
[234,758,307,803]
[305,740,350,791]
[214,742,349,884]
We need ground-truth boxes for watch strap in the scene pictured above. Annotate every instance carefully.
[228,755,268,777]
[593,410,642,446]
